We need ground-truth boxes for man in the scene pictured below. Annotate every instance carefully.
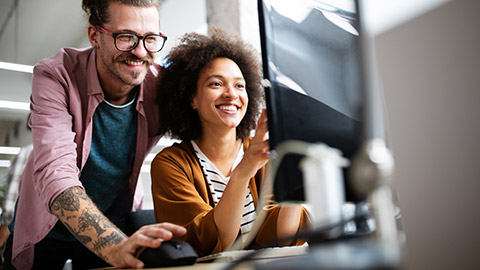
[2,0,186,269]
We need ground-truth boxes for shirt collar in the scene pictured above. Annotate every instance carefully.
[86,48,103,97]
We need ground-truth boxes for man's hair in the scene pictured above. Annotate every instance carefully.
[157,27,264,141]
[82,0,161,26]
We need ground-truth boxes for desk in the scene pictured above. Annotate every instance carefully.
[95,246,308,270]
[96,239,404,270]
[252,238,404,270]
[95,262,230,270]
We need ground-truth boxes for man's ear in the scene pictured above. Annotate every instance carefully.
[87,25,99,48]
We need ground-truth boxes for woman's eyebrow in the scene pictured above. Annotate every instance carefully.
[206,74,245,81]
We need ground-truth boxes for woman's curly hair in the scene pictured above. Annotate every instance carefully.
[157,27,264,141]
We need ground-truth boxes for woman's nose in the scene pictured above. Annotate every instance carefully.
[223,85,238,99]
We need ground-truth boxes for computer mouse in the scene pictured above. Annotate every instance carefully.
[137,239,198,268]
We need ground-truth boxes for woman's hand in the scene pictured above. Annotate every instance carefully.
[235,108,270,180]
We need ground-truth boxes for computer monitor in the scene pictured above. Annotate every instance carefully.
[258,0,365,202]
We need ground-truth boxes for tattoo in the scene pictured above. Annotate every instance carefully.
[78,209,106,236]
[50,186,126,258]
[92,231,125,253]
[51,187,82,216]
[63,221,75,234]
[77,234,93,244]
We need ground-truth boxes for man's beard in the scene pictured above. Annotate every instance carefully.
[110,53,154,86]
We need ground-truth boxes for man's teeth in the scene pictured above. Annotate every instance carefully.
[125,60,143,66]
[218,105,237,111]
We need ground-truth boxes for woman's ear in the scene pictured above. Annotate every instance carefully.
[191,97,197,110]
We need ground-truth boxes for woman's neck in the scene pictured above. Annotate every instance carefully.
[194,129,241,177]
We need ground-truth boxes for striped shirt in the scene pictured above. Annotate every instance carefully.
[191,141,257,244]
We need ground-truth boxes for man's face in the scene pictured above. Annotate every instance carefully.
[95,2,160,88]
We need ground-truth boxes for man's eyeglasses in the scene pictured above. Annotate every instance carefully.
[95,25,167,53]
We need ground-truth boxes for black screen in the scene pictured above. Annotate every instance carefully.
[258,0,364,202]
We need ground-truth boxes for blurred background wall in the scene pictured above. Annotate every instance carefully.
[375,1,480,269]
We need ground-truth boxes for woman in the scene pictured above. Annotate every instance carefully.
[151,28,310,257]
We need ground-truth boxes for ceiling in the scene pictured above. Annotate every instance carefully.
[0,0,87,122]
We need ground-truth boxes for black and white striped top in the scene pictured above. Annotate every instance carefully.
[191,141,257,244]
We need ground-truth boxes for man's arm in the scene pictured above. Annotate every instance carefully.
[51,186,186,268]
[50,186,125,264]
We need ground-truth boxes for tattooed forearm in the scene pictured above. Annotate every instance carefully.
[50,187,83,216]
[78,209,106,236]
[92,231,125,253]
[50,186,127,263]
[76,233,93,244]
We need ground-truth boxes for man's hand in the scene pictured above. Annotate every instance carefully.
[51,186,186,268]
[106,223,186,268]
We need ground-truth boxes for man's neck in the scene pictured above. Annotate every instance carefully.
[98,71,138,106]
[96,58,140,106]
[103,85,138,106]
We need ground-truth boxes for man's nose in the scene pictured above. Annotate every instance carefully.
[130,41,149,59]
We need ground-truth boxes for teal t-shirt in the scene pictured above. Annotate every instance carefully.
[47,97,138,241]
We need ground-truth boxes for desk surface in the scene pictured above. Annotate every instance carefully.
[95,262,232,270]
[95,239,404,270]
[95,246,308,270]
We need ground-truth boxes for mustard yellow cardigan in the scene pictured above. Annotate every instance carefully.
[151,140,310,257]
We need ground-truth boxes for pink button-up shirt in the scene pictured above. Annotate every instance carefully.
[11,47,163,269]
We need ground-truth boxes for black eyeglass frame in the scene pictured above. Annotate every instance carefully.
[94,25,168,53]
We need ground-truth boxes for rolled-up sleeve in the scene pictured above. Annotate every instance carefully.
[151,147,225,256]
[30,61,84,211]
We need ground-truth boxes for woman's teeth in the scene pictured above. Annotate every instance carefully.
[218,105,237,111]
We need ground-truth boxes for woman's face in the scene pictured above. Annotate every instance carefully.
[192,57,248,133]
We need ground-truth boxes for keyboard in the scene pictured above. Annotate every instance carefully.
[196,245,309,263]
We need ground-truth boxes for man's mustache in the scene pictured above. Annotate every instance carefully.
[116,54,154,65]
